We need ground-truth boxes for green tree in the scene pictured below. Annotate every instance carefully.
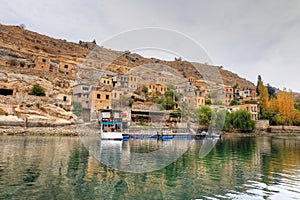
[257,76,269,117]
[267,83,276,98]
[256,75,262,96]
[222,111,232,131]
[72,101,82,117]
[295,110,300,125]
[232,109,256,132]
[153,90,176,110]
[142,86,148,93]
[31,84,46,96]
[295,102,300,111]
[170,108,182,118]
[195,105,212,125]
[205,99,212,105]
[162,96,176,110]
[229,99,239,106]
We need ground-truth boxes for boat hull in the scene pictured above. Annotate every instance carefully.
[101,132,123,140]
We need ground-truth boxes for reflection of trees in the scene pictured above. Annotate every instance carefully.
[66,145,94,199]
[260,137,300,185]
[86,137,300,199]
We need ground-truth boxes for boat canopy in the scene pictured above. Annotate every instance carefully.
[102,121,122,125]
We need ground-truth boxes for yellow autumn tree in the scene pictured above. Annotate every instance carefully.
[277,90,295,125]
[258,81,269,116]
[268,97,278,113]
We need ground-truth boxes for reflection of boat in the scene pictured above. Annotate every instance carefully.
[207,132,221,138]
[99,140,124,168]
[160,135,174,140]
[195,130,208,139]
[98,109,123,140]
[195,129,221,139]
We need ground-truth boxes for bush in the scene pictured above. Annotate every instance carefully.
[222,111,232,132]
[72,101,82,117]
[232,110,256,132]
[195,105,212,125]
[142,86,148,93]
[229,99,239,106]
[31,84,46,96]
[205,99,212,105]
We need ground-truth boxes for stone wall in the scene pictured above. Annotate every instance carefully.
[256,120,269,129]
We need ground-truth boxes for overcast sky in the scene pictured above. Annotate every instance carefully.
[1,0,300,91]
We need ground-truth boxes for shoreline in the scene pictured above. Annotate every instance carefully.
[222,131,300,138]
[1,125,300,137]
[0,125,78,136]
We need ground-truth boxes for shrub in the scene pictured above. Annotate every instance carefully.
[195,105,212,125]
[31,84,46,96]
[232,109,256,132]
[142,86,148,93]
[229,99,239,106]
[72,101,82,117]
[205,99,212,105]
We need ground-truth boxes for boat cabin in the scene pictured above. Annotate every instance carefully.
[99,109,123,133]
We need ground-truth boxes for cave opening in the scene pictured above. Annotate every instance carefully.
[0,89,13,96]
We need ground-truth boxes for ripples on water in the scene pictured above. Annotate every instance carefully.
[0,136,300,199]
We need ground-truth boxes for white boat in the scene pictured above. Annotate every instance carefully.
[98,109,123,140]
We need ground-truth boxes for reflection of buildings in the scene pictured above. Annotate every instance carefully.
[0,137,82,196]
[83,136,300,199]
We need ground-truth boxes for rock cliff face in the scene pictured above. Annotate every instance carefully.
[0,23,257,127]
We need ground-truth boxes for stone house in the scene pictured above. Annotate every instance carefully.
[90,86,112,110]
[224,86,234,105]
[147,83,168,95]
[59,61,77,77]
[116,74,140,92]
[196,96,205,107]
[55,93,72,105]
[34,56,50,71]
[72,84,91,108]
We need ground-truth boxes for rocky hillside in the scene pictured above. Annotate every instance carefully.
[0,23,257,127]
[0,24,255,87]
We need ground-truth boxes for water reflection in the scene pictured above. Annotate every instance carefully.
[81,133,195,173]
[0,136,300,199]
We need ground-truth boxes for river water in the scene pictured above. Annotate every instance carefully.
[0,135,300,199]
